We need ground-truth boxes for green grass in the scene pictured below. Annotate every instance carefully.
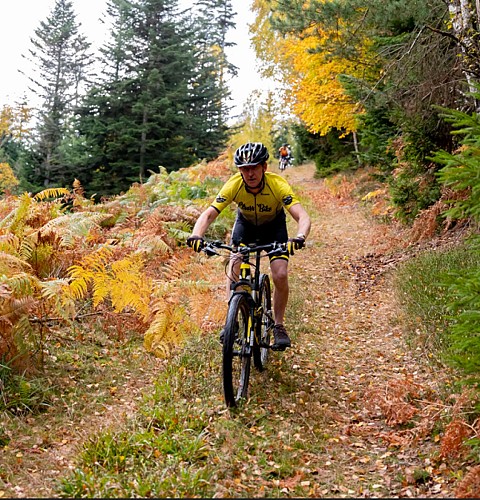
[56,282,329,498]
[392,243,480,364]
[0,360,51,415]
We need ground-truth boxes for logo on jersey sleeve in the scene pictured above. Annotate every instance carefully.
[215,196,227,203]
[283,195,293,206]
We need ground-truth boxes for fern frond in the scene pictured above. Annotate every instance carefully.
[1,273,39,296]
[18,235,36,261]
[33,187,70,201]
[106,257,152,317]
[65,269,93,301]
[65,247,114,301]
[0,234,20,255]
[0,297,35,323]
[74,246,114,273]
[39,212,113,247]
[133,235,172,257]
[4,193,33,235]
[39,278,77,320]
[0,252,32,274]
[144,305,171,358]
[144,298,195,358]
[11,314,35,350]
[40,278,70,301]
[163,221,193,241]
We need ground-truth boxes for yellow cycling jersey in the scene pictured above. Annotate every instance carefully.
[210,172,300,226]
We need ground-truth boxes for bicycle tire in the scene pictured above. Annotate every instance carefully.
[223,293,251,407]
[253,274,273,371]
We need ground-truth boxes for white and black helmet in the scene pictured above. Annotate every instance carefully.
[234,142,269,167]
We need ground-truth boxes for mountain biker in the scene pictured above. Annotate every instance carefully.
[278,143,292,170]
[278,143,291,160]
[186,142,311,350]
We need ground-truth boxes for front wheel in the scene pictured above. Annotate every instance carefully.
[253,274,273,371]
[223,293,251,407]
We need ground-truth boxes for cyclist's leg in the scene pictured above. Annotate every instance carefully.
[263,213,291,349]
[269,257,289,325]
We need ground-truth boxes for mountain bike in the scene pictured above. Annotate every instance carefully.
[279,156,289,171]
[279,156,292,171]
[202,240,288,407]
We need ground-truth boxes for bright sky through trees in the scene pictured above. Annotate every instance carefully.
[0,0,271,120]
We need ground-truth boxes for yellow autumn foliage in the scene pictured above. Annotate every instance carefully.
[281,32,361,135]
[250,0,379,136]
[0,104,31,140]
[0,162,20,194]
[66,247,152,319]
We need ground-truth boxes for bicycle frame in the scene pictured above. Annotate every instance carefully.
[231,248,266,353]
[208,241,283,348]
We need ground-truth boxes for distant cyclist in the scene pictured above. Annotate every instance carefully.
[187,142,311,350]
[278,143,292,170]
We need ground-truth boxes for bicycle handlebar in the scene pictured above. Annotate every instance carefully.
[202,240,288,257]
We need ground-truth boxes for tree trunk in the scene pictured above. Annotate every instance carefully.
[449,0,477,92]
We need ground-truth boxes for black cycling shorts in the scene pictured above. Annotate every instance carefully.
[231,210,289,261]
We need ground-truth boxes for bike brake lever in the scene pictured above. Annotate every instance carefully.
[267,243,287,256]
[203,246,219,257]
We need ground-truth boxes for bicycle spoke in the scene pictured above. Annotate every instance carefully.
[253,274,273,371]
[223,294,251,407]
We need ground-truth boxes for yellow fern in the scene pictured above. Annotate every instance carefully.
[65,248,152,318]
[33,187,70,201]
[144,300,191,358]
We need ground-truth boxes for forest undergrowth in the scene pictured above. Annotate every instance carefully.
[1,163,479,498]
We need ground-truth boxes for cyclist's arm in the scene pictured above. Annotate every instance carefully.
[191,206,219,237]
[288,203,311,239]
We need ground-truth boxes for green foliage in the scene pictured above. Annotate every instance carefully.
[394,244,480,375]
[0,359,50,414]
[73,0,232,197]
[292,124,356,178]
[25,0,93,188]
[442,239,480,376]
[411,93,480,378]
[433,97,480,222]
[388,130,442,223]
[389,167,440,224]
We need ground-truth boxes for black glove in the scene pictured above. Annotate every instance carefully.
[187,235,205,253]
[287,235,306,255]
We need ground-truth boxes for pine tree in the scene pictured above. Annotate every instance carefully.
[75,0,234,196]
[185,0,237,159]
[25,0,93,188]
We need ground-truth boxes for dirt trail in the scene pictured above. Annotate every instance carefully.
[2,162,464,498]
[279,163,457,496]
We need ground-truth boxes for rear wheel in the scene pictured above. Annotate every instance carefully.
[253,274,273,371]
[223,293,251,407]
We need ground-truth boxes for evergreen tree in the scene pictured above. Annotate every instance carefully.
[25,0,93,188]
[185,0,237,159]
[76,0,234,196]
